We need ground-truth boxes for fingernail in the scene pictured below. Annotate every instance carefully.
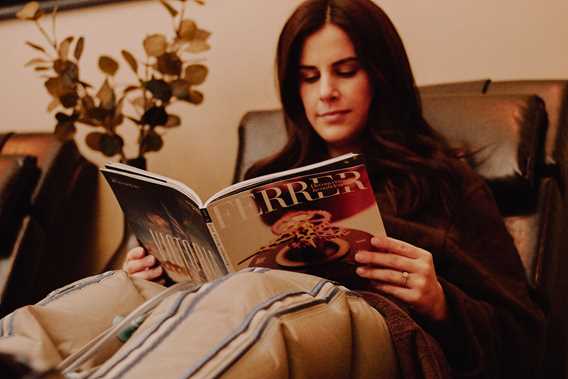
[355,253,363,261]
[356,267,365,275]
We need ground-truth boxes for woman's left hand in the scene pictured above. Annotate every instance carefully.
[355,236,448,322]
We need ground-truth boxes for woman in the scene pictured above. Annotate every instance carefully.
[126,0,545,377]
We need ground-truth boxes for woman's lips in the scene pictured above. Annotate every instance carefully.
[317,109,351,123]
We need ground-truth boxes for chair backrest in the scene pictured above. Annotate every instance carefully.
[421,80,568,185]
[233,94,551,285]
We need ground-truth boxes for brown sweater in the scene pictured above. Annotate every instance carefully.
[359,161,546,378]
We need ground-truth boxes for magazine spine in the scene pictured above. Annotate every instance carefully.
[202,209,234,272]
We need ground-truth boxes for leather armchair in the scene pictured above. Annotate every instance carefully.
[233,83,567,377]
[420,80,568,377]
[0,133,98,316]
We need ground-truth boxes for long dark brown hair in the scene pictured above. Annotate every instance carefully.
[245,0,461,217]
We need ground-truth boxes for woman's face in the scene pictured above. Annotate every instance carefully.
[299,23,373,157]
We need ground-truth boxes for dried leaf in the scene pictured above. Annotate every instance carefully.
[80,95,95,113]
[185,40,210,54]
[74,37,85,61]
[85,106,109,123]
[60,92,79,108]
[178,19,197,41]
[25,57,49,67]
[144,79,172,102]
[159,0,178,17]
[16,2,43,20]
[53,60,79,82]
[164,114,181,128]
[143,34,167,57]
[55,112,79,124]
[45,76,74,97]
[44,77,60,97]
[121,50,138,74]
[98,55,119,76]
[110,112,124,128]
[47,98,60,112]
[26,41,47,54]
[100,134,124,156]
[156,52,182,76]
[170,79,190,99]
[123,85,140,93]
[184,64,208,85]
[141,106,168,126]
[195,28,211,41]
[96,79,116,109]
[187,90,203,105]
[58,36,74,60]
[141,130,163,153]
[86,132,123,156]
[85,131,104,151]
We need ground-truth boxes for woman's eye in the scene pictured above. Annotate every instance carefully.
[336,67,358,77]
[300,73,319,83]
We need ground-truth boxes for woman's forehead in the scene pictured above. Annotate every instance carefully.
[299,23,357,66]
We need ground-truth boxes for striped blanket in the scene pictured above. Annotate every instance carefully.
[0,269,398,379]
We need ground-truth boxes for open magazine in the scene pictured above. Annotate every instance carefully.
[101,153,386,285]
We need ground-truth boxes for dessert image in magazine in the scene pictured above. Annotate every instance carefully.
[102,153,386,286]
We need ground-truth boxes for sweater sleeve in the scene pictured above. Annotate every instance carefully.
[421,176,546,378]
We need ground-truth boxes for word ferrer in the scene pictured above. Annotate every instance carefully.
[211,169,367,229]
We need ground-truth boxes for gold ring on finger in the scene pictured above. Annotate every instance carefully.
[401,271,409,287]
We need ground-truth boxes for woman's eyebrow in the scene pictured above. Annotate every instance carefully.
[298,57,359,70]
[332,57,359,67]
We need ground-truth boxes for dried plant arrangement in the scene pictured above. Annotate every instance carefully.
[17,0,210,163]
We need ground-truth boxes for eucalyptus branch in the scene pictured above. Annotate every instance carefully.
[20,0,211,162]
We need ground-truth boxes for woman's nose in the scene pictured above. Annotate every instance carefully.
[319,75,339,101]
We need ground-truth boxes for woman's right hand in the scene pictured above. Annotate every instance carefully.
[123,246,166,285]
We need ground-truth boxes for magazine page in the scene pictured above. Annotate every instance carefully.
[204,152,360,206]
[205,162,385,288]
[102,169,228,283]
[104,162,204,207]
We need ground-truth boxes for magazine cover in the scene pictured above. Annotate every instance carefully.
[103,170,228,283]
[207,162,385,287]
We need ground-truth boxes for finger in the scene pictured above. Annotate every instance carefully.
[370,236,423,259]
[130,265,163,282]
[126,246,146,260]
[124,254,156,274]
[354,251,415,272]
[356,267,410,287]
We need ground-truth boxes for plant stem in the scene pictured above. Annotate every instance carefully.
[34,20,57,52]
[51,1,59,47]
[176,1,186,36]
[138,125,146,158]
